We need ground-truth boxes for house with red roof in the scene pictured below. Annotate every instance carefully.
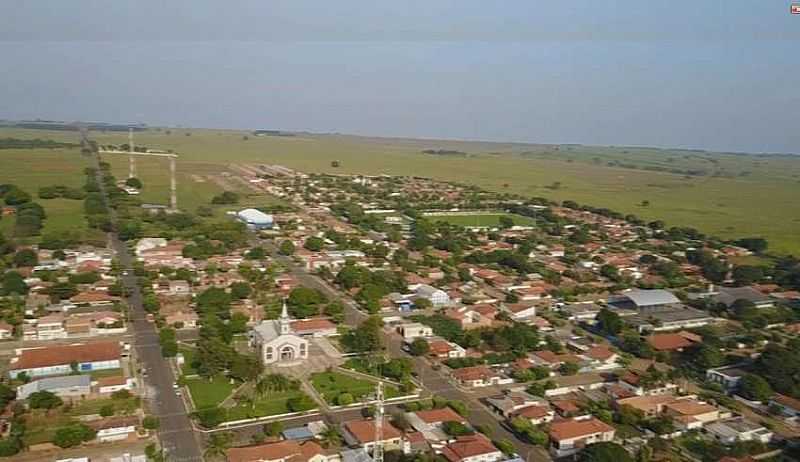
[548,417,615,458]
[451,366,512,388]
[440,433,503,462]
[342,419,406,454]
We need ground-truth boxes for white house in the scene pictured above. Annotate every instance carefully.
[706,417,773,444]
[398,323,433,340]
[412,284,450,307]
[90,416,138,442]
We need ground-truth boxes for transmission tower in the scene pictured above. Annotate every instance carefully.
[373,381,384,462]
[128,128,136,179]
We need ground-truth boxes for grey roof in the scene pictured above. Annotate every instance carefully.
[622,289,680,307]
[17,374,91,397]
[714,287,772,307]
[282,426,314,440]
[341,449,372,462]
[237,208,273,224]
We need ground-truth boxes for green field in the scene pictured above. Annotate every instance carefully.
[184,375,314,420]
[0,147,97,242]
[2,127,800,254]
[426,212,536,228]
[310,371,399,404]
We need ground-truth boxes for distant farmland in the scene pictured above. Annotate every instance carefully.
[2,126,799,254]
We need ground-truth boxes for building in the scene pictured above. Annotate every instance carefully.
[440,434,503,462]
[226,440,327,462]
[405,407,466,442]
[451,366,512,388]
[485,391,542,418]
[428,339,466,359]
[663,399,722,430]
[768,394,800,418]
[706,365,752,392]
[560,303,603,321]
[342,419,405,454]
[0,321,13,339]
[646,331,701,352]
[706,417,773,444]
[609,289,681,311]
[713,287,773,309]
[250,301,309,365]
[9,341,122,379]
[398,323,433,340]
[89,416,139,442]
[291,319,338,337]
[548,417,616,458]
[95,376,137,394]
[511,404,555,425]
[237,208,274,230]
[412,284,450,306]
[16,375,92,399]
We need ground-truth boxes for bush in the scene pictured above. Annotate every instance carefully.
[337,393,354,406]
[195,407,224,428]
[142,416,160,430]
[53,423,96,448]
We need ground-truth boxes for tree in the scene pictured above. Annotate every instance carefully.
[409,338,430,356]
[195,407,225,429]
[331,160,341,168]
[279,240,295,256]
[596,309,623,336]
[304,236,325,252]
[337,393,354,405]
[28,390,63,410]
[319,425,342,448]
[99,404,115,417]
[578,442,634,462]
[442,421,474,436]
[559,362,580,376]
[287,395,315,412]
[732,265,765,286]
[494,439,516,456]
[211,191,239,205]
[53,423,96,448]
[229,281,252,300]
[12,248,38,267]
[736,237,768,253]
[498,216,514,229]
[1,271,27,295]
[263,421,284,437]
[204,432,233,460]
[738,373,773,402]
[143,416,160,430]
[125,177,143,189]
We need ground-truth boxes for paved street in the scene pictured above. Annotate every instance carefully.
[92,154,203,462]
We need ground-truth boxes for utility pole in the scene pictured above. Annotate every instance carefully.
[128,128,136,179]
[373,381,384,462]
[169,155,177,211]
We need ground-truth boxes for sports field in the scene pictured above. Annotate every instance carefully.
[2,127,799,254]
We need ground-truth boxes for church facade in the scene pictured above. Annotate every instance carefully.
[251,301,309,365]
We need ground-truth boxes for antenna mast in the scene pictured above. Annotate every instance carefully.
[128,128,136,179]
[373,382,384,462]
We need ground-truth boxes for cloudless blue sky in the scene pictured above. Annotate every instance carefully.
[1,1,798,153]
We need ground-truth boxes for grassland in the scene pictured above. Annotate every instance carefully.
[184,375,314,420]
[2,127,799,254]
[0,147,96,242]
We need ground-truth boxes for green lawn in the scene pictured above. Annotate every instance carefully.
[310,371,399,404]
[22,412,75,446]
[179,346,199,376]
[89,368,124,379]
[224,389,315,421]
[427,212,536,228]
[185,375,237,410]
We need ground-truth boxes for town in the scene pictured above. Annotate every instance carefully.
[1,151,800,462]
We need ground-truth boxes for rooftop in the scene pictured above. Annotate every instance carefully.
[13,341,121,370]
[549,417,615,441]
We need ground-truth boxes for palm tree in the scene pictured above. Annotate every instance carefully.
[319,425,342,449]
[255,377,271,399]
[204,432,233,460]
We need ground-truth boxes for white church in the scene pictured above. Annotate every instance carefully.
[251,300,309,365]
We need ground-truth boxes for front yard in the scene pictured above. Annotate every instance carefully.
[310,371,400,405]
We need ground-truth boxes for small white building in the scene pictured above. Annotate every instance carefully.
[706,417,773,444]
[398,323,433,340]
[412,284,450,307]
[549,417,616,458]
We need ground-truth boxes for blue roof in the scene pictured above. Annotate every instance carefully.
[282,427,314,440]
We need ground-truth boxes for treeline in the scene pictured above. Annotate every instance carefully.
[38,185,87,200]
[0,138,79,150]
[0,184,47,238]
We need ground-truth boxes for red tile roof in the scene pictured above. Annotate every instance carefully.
[290,318,336,332]
[646,333,694,351]
[415,407,466,424]
[344,419,402,444]
[451,365,492,382]
[549,417,615,441]
[13,341,121,370]
[512,405,552,420]
[440,434,499,462]
[584,346,615,361]
[226,440,322,462]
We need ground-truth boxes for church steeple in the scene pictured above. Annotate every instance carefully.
[279,298,291,335]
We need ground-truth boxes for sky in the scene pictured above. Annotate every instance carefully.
[1,1,799,153]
